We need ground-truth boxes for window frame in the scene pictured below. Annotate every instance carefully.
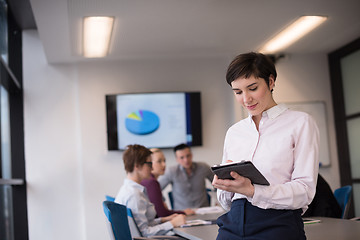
[328,37,360,218]
[0,1,29,239]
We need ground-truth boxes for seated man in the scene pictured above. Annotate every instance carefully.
[303,174,342,218]
[158,143,214,210]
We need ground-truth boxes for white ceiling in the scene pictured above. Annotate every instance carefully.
[29,0,360,64]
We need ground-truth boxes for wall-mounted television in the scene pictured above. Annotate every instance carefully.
[106,92,202,150]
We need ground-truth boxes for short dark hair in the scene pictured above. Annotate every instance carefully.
[123,144,152,173]
[226,52,277,91]
[173,143,190,153]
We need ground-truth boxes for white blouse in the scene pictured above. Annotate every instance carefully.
[217,104,320,213]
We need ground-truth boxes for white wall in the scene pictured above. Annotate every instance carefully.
[23,30,340,240]
[23,31,85,239]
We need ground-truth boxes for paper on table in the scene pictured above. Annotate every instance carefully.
[303,218,321,224]
[180,219,212,228]
[194,206,224,215]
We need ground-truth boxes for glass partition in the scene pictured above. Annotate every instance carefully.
[0,185,14,240]
[354,183,360,217]
[348,117,360,179]
[0,0,8,63]
[341,49,360,115]
[1,86,11,179]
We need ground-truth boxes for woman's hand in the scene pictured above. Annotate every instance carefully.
[169,214,186,227]
[212,171,255,198]
[161,213,179,222]
[183,208,195,215]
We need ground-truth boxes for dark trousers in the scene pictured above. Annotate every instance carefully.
[216,199,306,240]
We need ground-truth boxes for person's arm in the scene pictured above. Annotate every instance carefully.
[212,142,234,211]
[127,192,173,237]
[214,148,234,211]
[214,175,234,211]
[157,167,173,190]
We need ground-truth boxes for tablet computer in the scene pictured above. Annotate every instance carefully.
[211,161,270,185]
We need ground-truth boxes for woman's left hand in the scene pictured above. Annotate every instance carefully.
[212,171,255,197]
[161,213,180,223]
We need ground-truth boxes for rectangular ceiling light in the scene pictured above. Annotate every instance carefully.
[83,16,114,58]
[259,16,327,54]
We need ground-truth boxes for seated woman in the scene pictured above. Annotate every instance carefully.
[141,148,195,217]
[115,144,186,237]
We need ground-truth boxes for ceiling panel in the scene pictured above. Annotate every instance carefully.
[28,0,360,63]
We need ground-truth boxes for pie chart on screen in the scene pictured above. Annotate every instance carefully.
[125,110,160,135]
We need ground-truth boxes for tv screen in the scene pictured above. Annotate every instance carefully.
[106,92,202,150]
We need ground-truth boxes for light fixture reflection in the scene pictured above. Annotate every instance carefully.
[83,16,114,58]
[259,16,327,54]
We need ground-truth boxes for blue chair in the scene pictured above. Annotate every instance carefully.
[168,188,212,210]
[334,185,352,219]
[103,201,179,240]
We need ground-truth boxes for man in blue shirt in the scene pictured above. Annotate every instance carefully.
[158,143,214,210]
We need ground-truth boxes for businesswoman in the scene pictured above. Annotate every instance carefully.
[141,148,195,217]
[115,144,186,237]
[212,52,319,240]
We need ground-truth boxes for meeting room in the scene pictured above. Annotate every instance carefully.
[1,0,360,240]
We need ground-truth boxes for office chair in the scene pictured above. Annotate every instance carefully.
[168,188,212,210]
[102,201,179,240]
[103,200,133,240]
[334,185,352,219]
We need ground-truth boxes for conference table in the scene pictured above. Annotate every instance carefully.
[174,211,360,240]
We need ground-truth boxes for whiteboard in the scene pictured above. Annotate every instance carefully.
[285,101,330,167]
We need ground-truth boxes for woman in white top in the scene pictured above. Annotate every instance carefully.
[115,144,186,237]
[212,52,319,240]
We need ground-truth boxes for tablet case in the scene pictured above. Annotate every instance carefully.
[211,161,270,185]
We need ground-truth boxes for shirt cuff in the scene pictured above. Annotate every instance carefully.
[154,218,162,224]
[217,189,234,211]
[248,184,266,206]
[161,221,174,230]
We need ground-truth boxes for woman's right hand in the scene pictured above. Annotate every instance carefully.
[170,214,186,227]
[212,171,254,197]
[183,208,195,215]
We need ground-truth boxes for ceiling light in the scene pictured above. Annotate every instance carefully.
[83,16,114,58]
[259,16,327,54]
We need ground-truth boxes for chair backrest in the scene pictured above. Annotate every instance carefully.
[334,185,352,219]
[168,188,212,210]
[206,188,212,205]
[103,201,132,240]
[126,207,142,237]
[106,195,115,202]
[168,191,175,210]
